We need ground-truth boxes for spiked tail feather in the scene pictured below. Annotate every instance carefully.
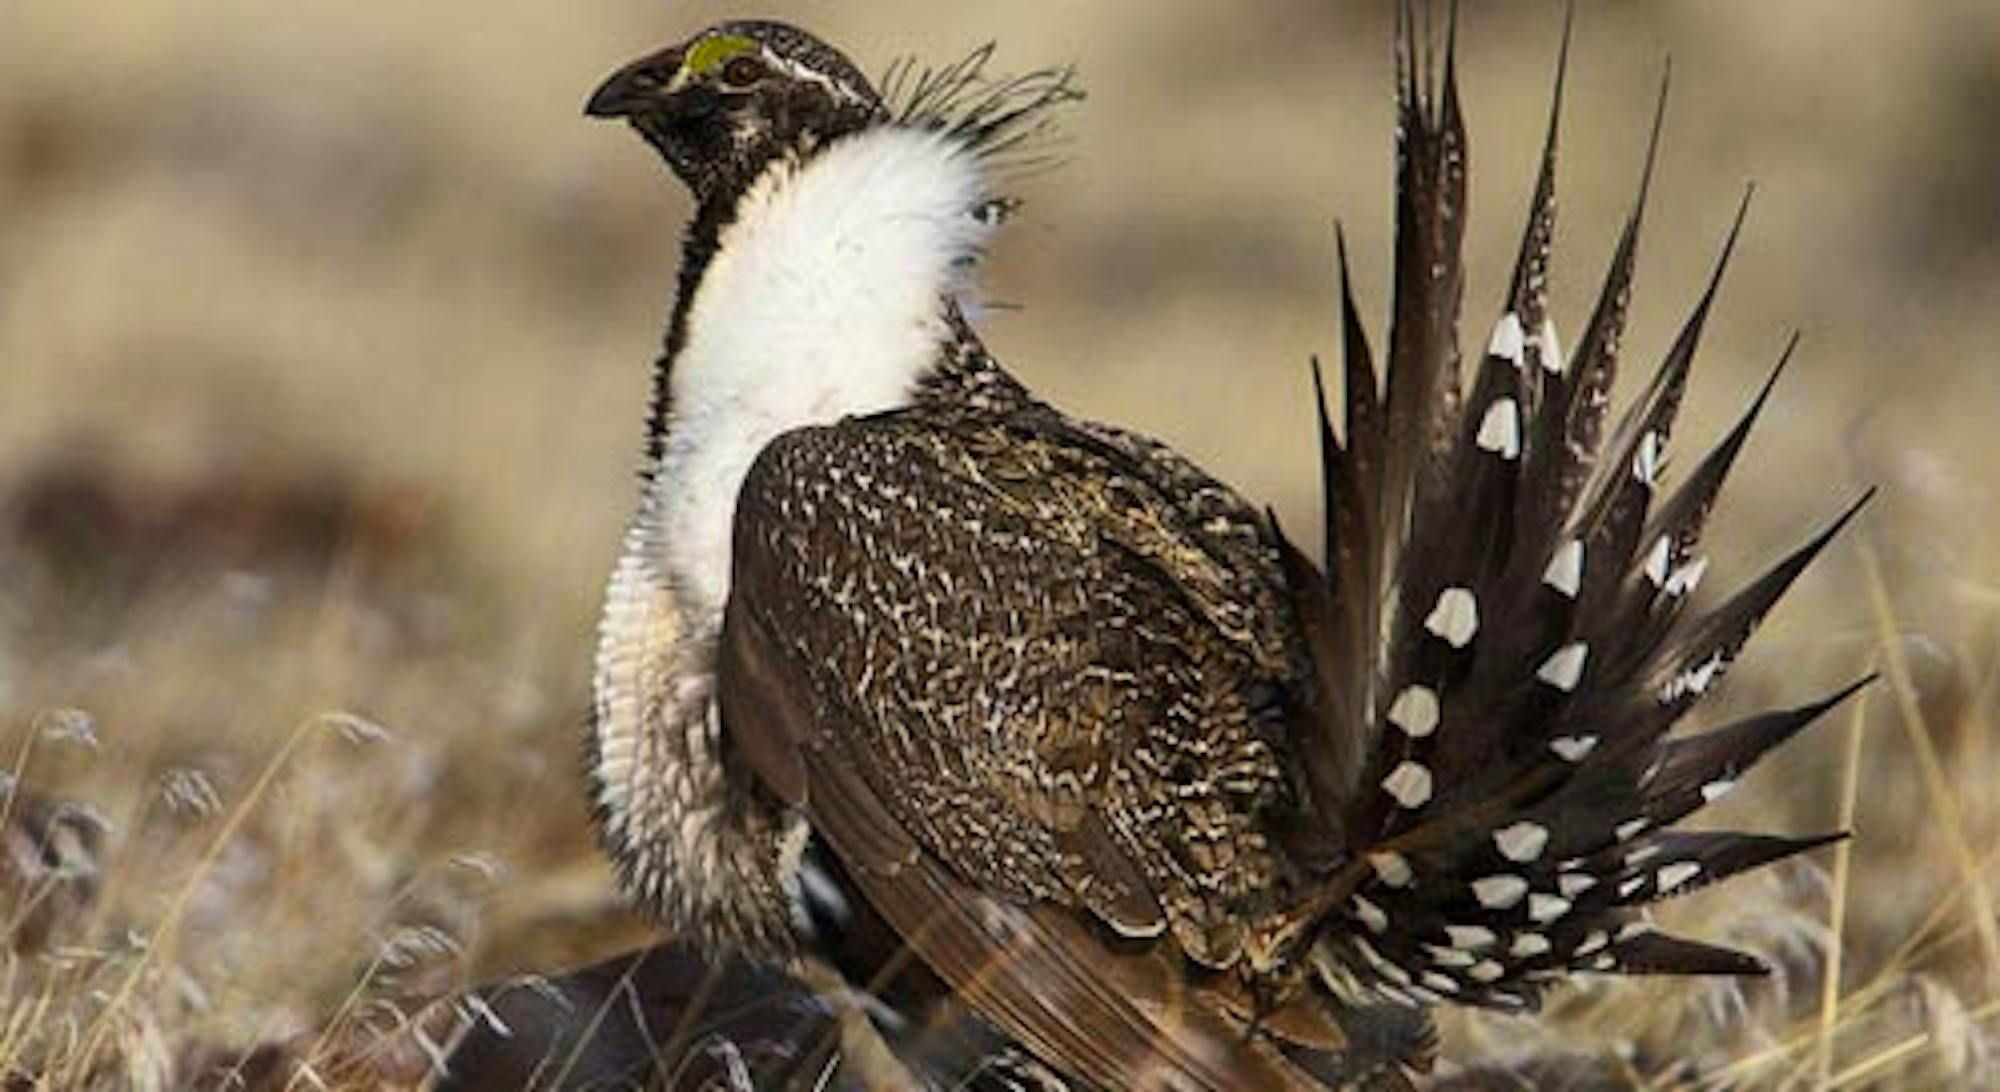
[1285,9,1864,1012]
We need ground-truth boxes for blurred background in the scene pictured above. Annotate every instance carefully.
[3,0,1998,1086]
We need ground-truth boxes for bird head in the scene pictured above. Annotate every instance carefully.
[585,21,884,204]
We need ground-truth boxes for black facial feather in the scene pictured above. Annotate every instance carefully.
[591,23,1081,211]
[587,21,884,206]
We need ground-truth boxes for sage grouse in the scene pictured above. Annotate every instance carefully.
[583,13,1866,1089]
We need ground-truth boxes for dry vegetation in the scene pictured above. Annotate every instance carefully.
[2,0,1998,1087]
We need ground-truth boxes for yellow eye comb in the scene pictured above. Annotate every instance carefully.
[682,34,758,79]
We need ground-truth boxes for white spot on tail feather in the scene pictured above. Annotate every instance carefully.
[1352,936,1388,970]
[1494,821,1550,863]
[1382,761,1434,809]
[1626,844,1663,867]
[1634,429,1663,486]
[1666,555,1709,597]
[1447,925,1498,950]
[1473,875,1529,909]
[1534,317,1565,373]
[1477,398,1522,459]
[1370,851,1414,888]
[1536,642,1589,692]
[1425,587,1479,648]
[1352,894,1389,934]
[1375,984,1416,1006]
[1558,872,1598,898]
[1643,535,1672,587]
[1420,971,1460,994]
[1511,932,1552,957]
[1550,735,1599,762]
[1426,945,1474,967]
[1489,312,1526,367]
[1528,893,1572,923]
[1388,685,1440,738]
[1661,654,1726,704]
[1657,860,1703,892]
[1351,936,1411,986]
[1543,539,1584,598]
[1311,948,1369,1004]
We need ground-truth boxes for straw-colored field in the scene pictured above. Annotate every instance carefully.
[4,1,1997,1086]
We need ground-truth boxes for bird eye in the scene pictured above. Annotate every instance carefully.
[718,54,769,90]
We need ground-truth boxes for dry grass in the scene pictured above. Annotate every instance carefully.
[3,1,1998,1087]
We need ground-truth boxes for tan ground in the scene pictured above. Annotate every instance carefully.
[3,1,1998,1086]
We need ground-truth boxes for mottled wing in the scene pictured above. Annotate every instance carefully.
[716,409,1322,1089]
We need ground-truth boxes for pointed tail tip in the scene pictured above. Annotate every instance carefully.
[1695,185,1759,306]
[1838,486,1881,529]
[1754,333,1803,401]
[1444,0,1461,72]
[1824,672,1881,709]
[1308,353,1331,421]
[1633,60,1672,214]
[1788,829,1853,859]
[1807,487,1878,553]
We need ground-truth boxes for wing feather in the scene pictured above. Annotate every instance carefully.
[716,411,1360,1087]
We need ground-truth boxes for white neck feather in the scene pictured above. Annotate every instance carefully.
[653,125,991,616]
[591,125,992,941]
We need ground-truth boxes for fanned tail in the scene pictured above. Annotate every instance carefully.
[1284,7,1866,1012]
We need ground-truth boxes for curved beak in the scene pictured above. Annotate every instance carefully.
[585,47,683,118]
